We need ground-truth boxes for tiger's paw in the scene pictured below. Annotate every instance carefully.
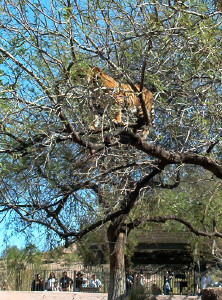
[112,119,127,127]
[88,125,96,130]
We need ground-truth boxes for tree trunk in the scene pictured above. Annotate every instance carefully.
[107,223,126,300]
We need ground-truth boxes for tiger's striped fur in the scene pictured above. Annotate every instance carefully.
[87,66,154,137]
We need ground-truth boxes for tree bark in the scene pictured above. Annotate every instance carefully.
[107,222,126,300]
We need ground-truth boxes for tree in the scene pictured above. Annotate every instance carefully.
[0,0,221,299]
[1,244,42,290]
[2,244,42,270]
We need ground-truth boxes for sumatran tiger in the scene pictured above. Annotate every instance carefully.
[87,66,154,138]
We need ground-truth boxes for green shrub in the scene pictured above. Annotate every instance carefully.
[128,286,157,300]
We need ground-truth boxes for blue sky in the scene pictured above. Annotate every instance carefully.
[0,223,27,254]
[0,221,50,255]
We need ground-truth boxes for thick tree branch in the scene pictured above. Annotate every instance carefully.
[127,215,222,238]
[148,216,222,238]
[60,161,167,243]
[138,60,151,125]
[206,139,219,154]
[116,131,222,179]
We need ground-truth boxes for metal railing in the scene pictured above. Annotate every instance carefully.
[131,265,196,295]
[0,264,196,295]
[0,266,109,293]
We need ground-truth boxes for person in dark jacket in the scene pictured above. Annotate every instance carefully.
[31,273,44,291]
[75,271,83,290]
[60,271,73,291]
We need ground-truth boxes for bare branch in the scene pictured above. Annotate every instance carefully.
[138,60,152,125]
[116,131,222,179]
[127,215,222,238]
[206,139,219,154]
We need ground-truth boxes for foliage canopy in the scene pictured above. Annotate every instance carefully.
[0,0,221,298]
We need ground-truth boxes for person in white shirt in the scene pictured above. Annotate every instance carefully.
[89,274,102,291]
[200,271,213,291]
[47,272,57,291]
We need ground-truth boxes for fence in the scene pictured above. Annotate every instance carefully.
[0,266,109,293]
[132,265,196,295]
[0,265,196,295]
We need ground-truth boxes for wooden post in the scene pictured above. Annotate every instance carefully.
[73,271,76,291]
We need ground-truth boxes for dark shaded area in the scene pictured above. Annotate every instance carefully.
[132,246,193,265]
[132,249,192,265]
[131,232,193,265]
[202,288,222,300]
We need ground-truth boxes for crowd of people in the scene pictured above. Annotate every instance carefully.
[126,269,217,296]
[31,271,102,292]
[1,269,218,295]
[163,270,216,296]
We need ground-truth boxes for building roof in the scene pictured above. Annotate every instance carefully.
[131,231,193,265]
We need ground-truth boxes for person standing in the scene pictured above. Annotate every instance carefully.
[60,271,73,291]
[89,274,102,291]
[75,271,83,291]
[200,271,213,292]
[47,272,57,291]
[31,274,44,291]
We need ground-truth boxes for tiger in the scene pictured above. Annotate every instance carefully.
[86,66,154,138]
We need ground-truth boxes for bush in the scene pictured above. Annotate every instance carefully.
[202,288,222,300]
[128,286,157,300]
